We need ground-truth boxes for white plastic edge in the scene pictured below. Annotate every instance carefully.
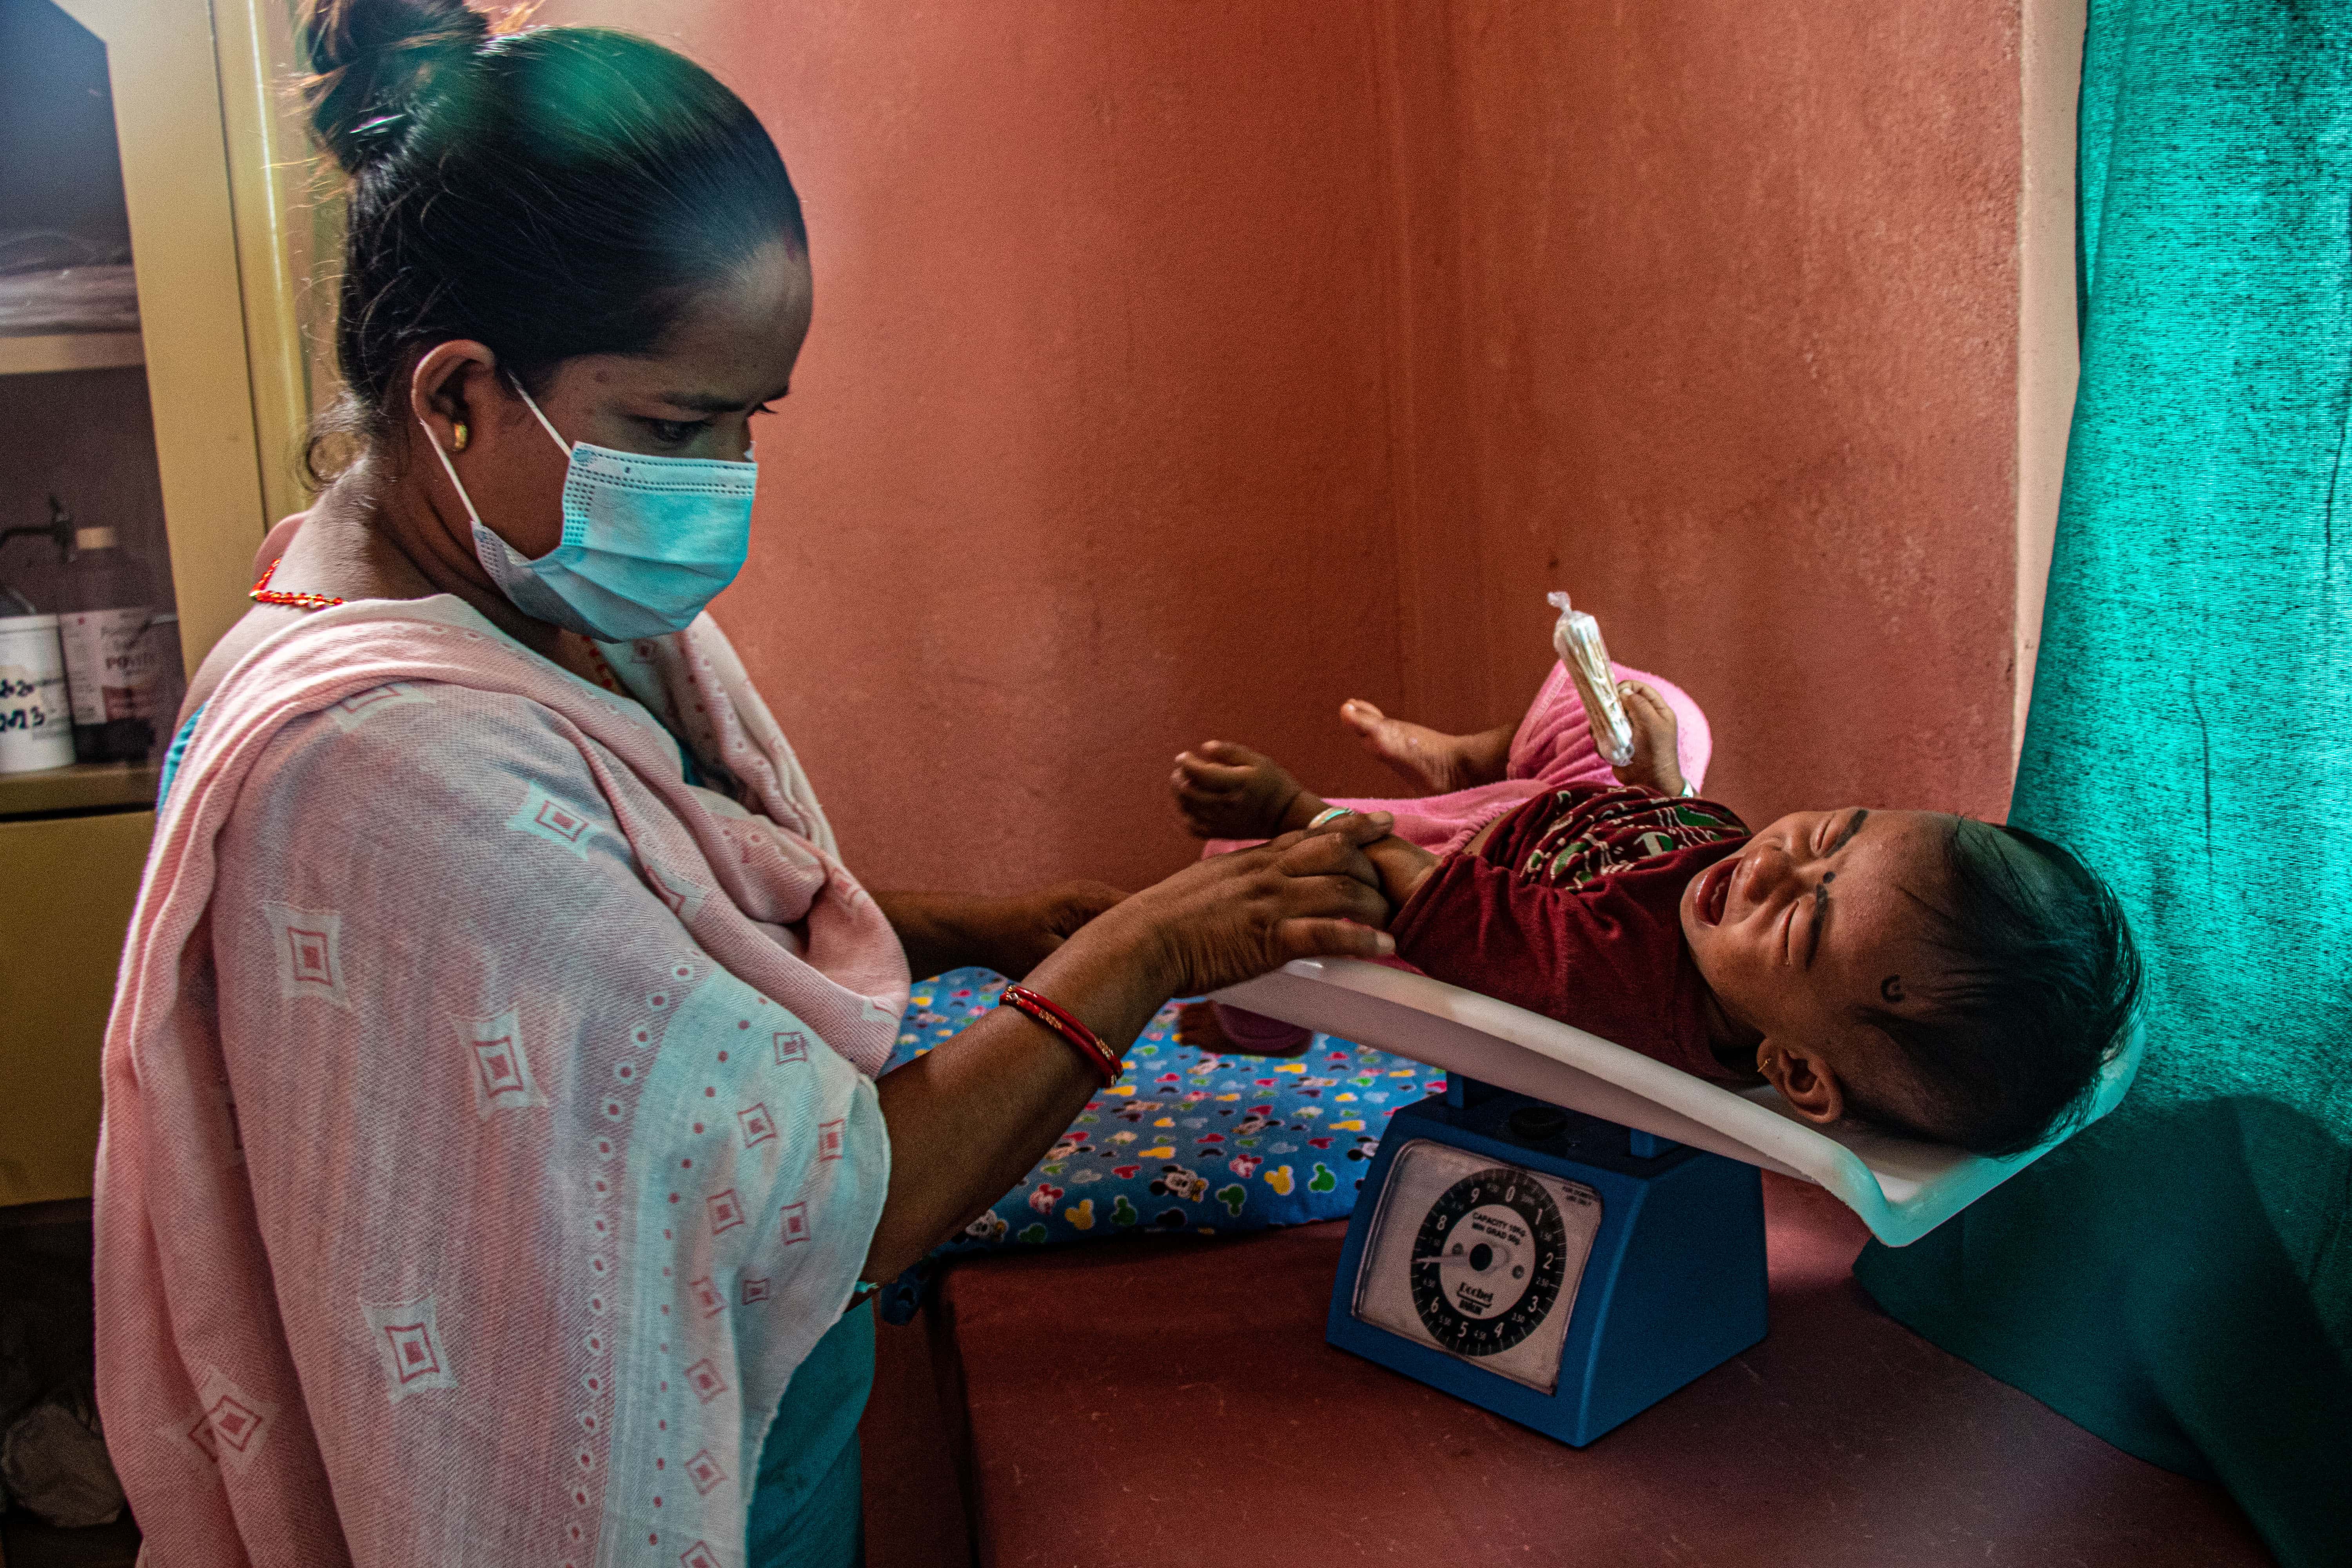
[1211,958,2142,1248]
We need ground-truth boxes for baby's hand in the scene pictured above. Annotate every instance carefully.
[1612,681,1688,797]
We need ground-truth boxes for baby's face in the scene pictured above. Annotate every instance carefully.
[1680,807,1954,1068]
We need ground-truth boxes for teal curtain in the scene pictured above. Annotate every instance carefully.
[1853,2,2352,1561]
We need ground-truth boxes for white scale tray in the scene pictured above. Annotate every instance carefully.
[1213,959,2141,1247]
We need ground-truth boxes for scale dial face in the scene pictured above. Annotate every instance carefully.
[1352,1138,1603,1394]
[1410,1166,1567,1355]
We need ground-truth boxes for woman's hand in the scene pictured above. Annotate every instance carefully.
[1099,811,1398,999]
[862,813,1398,1281]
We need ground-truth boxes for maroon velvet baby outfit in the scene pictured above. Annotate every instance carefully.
[1388,784,1750,1081]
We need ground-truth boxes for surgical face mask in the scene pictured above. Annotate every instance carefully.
[424,381,757,641]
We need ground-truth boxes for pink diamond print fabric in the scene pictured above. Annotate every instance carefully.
[96,596,907,1566]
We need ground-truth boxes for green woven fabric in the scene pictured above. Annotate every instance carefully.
[1853,3,2352,1561]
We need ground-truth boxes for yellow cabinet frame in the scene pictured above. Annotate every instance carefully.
[0,813,156,1204]
[0,0,310,1206]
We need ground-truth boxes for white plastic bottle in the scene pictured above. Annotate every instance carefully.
[53,510,165,764]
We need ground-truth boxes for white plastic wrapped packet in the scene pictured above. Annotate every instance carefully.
[1548,591,1634,767]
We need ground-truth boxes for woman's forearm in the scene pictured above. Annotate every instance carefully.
[861,905,1172,1281]
[873,882,1129,982]
[860,820,1395,1282]
[871,889,988,980]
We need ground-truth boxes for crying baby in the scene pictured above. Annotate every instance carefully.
[1171,659,2141,1158]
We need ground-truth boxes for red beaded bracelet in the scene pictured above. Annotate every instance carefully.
[998,985,1123,1086]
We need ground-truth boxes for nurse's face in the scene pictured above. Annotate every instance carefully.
[417,239,813,562]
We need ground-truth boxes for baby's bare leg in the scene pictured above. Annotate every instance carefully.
[1338,700,1516,795]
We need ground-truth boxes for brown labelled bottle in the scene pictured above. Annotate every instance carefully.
[53,505,165,764]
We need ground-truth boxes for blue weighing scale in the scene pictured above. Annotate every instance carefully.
[1214,957,2144,1448]
[1331,1074,1765,1446]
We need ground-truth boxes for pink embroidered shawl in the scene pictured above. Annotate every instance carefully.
[95,595,910,1567]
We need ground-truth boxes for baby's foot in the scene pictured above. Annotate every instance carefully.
[1171,741,1307,840]
[1173,1000,1315,1057]
[1339,699,1482,795]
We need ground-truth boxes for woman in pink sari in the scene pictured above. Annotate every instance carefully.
[96,5,1395,1564]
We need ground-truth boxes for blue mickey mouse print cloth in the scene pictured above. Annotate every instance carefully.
[888,969,1437,1250]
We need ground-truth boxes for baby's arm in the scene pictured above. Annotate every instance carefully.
[1353,825,1440,910]
[1167,742,1441,907]
[1167,737,1439,911]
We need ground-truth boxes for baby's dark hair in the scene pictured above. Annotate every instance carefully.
[1845,819,2141,1158]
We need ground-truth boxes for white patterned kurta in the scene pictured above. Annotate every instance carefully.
[96,596,909,1567]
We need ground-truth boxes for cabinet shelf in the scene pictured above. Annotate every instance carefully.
[0,332,145,376]
[0,759,159,819]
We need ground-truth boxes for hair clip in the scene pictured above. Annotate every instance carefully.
[350,110,408,149]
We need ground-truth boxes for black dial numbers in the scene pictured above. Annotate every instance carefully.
[1409,1165,1568,1357]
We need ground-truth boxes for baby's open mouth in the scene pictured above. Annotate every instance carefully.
[1693,856,1735,926]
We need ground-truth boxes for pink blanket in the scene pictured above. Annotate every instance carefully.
[96,595,909,1566]
[1205,659,1713,857]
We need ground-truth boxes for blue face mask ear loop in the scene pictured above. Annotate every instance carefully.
[507,375,578,460]
[419,374,575,547]
[421,412,488,537]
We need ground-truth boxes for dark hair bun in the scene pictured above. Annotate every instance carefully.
[296,10,804,477]
[299,0,491,172]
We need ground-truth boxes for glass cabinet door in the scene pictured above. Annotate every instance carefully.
[0,0,184,809]
[0,0,299,1213]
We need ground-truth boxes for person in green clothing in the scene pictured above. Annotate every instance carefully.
[99,4,1400,1565]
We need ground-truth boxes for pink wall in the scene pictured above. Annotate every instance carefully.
[543,1,2020,893]
[547,0,1426,893]
[1434,4,2024,829]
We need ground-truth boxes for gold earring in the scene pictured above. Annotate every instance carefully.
[452,421,470,452]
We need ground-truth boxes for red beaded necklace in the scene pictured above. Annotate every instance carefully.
[248,558,345,611]
[248,563,626,698]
